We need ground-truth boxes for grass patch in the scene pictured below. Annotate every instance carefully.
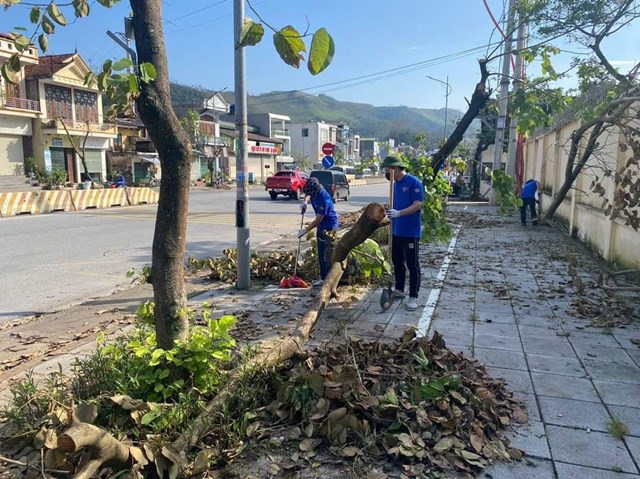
[606,418,629,439]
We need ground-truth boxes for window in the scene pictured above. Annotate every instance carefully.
[4,80,19,99]
[74,89,98,123]
[45,84,72,119]
[301,128,309,137]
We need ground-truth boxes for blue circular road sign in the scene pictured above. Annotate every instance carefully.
[322,155,334,169]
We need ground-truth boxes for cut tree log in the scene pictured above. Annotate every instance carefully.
[167,202,389,461]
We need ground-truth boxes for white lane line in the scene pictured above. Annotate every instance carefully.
[417,224,462,337]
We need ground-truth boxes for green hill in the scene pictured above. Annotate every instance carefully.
[169,83,462,140]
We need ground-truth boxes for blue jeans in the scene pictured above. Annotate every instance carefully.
[317,227,335,280]
[520,198,537,225]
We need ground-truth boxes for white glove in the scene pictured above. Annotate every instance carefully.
[299,203,307,214]
[297,228,308,238]
[386,209,400,219]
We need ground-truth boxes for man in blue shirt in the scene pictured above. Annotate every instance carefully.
[382,155,424,310]
[298,177,339,286]
[520,178,539,226]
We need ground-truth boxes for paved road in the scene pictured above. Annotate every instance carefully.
[0,183,387,322]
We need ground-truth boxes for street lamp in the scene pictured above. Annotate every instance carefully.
[426,75,452,142]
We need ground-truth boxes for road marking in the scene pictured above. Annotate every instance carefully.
[417,224,462,338]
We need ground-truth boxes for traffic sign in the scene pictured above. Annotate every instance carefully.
[322,155,335,169]
[321,142,335,155]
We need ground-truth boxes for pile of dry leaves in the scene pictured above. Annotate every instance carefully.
[250,332,526,478]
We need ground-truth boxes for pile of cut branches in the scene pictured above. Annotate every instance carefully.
[251,331,525,478]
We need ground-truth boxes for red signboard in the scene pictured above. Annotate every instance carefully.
[249,145,280,155]
[321,142,335,155]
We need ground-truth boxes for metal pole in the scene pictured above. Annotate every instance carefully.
[426,75,452,143]
[234,0,251,289]
[490,0,516,205]
[506,18,527,178]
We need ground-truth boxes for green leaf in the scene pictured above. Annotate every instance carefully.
[308,28,334,75]
[13,34,30,53]
[273,26,306,68]
[38,34,48,52]
[47,4,68,26]
[42,16,55,35]
[73,0,90,17]
[128,73,139,94]
[30,6,41,24]
[237,18,264,48]
[140,62,157,83]
[1,64,19,85]
[112,58,132,71]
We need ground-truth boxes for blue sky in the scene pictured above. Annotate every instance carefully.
[2,0,638,112]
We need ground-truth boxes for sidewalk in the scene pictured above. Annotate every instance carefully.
[1,205,639,478]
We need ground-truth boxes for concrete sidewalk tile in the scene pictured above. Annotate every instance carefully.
[626,436,640,466]
[435,330,474,347]
[429,321,475,334]
[388,311,420,326]
[487,366,534,394]
[475,310,516,324]
[474,333,524,352]
[522,337,577,358]
[614,333,640,350]
[515,392,542,422]
[547,425,637,473]
[555,462,640,478]
[383,324,416,340]
[531,372,600,402]
[527,354,586,377]
[474,347,528,370]
[572,343,634,364]
[626,349,640,367]
[569,331,621,348]
[443,344,473,357]
[519,325,565,341]
[481,457,554,478]
[594,381,640,408]
[516,315,556,328]
[506,420,551,459]
[608,405,640,437]
[474,322,520,338]
[583,359,640,385]
[538,396,612,432]
[475,302,514,315]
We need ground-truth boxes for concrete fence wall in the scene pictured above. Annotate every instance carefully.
[524,120,640,268]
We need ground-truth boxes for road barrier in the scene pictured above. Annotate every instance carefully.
[33,190,74,214]
[0,192,38,217]
[126,187,159,205]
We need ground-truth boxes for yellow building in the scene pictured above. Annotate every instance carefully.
[0,33,40,177]
[24,53,116,184]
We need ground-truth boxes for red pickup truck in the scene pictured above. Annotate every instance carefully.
[265,170,307,200]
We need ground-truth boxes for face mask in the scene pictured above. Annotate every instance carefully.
[385,172,391,181]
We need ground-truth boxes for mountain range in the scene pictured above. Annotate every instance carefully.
[170,83,463,141]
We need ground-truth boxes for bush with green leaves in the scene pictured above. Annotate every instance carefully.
[350,238,391,279]
[488,169,522,215]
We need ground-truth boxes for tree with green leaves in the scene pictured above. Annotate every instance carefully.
[512,0,640,229]
[2,0,335,350]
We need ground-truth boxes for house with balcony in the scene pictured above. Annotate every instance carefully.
[108,117,160,185]
[247,112,293,169]
[0,33,40,179]
[24,53,117,184]
[288,121,339,168]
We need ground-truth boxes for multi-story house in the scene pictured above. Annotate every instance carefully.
[336,124,360,164]
[24,53,117,184]
[109,117,160,185]
[359,138,381,162]
[247,112,293,169]
[288,121,339,167]
[0,33,40,178]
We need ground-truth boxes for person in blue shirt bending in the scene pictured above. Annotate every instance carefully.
[381,155,424,310]
[520,178,539,226]
[298,177,339,286]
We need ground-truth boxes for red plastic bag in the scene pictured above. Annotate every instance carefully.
[279,275,308,289]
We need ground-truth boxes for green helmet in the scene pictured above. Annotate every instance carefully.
[380,155,404,168]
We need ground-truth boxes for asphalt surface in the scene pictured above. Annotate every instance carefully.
[0,183,385,323]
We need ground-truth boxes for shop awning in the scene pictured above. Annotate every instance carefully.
[137,152,160,165]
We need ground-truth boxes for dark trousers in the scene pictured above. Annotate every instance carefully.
[520,198,537,225]
[392,235,421,298]
[317,227,335,280]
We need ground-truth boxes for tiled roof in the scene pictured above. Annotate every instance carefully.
[24,54,75,79]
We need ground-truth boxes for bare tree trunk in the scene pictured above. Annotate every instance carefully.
[430,59,490,173]
[130,0,193,348]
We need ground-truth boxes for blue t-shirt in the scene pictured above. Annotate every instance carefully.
[311,189,339,230]
[521,181,537,199]
[393,173,424,238]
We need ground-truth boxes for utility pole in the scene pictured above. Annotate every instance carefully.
[426,75,452,142]
[490,0,516,205]
[234,0,251,289]
[506,17,527,179]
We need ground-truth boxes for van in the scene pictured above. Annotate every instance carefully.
[310,170,350,202]
[361,168,372,177]
[329,165,356,182]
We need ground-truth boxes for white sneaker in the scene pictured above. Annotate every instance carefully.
[313,280,323,287]
[393,289,406,299]
[406,297,418,310]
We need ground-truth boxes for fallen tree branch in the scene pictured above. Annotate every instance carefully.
[0,453,68,475]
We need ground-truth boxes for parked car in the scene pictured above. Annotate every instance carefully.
[265,170,307,200]
[309,170,350,202]
[329,165,356,182]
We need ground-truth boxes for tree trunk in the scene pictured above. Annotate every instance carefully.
[169,203,389,456]
[430,59,490,174]
[130,0,193,348]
